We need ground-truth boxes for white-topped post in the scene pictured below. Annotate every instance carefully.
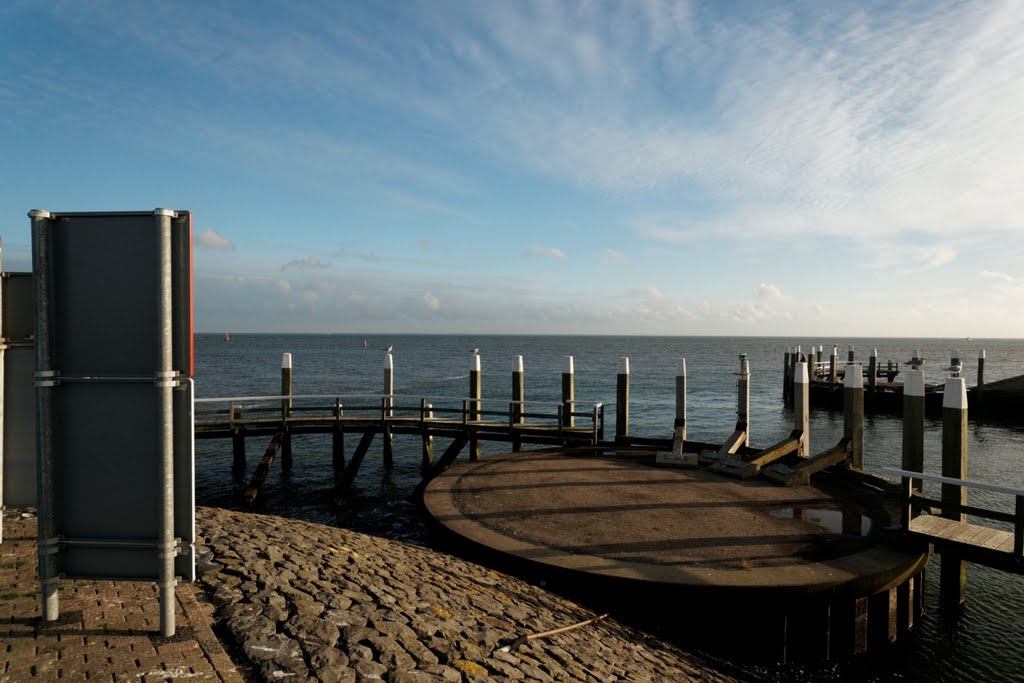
[736,353,750,447]
[794,361,810,457]
[783,347,792,404]
[848,345,855,364]
[512,356,525,451]
[280,352,293,469]
[616,357,630,442]
[422,402,433,465]
[830,345,838,384]
[383,352,394,466]
[562,356,575,429]
[469,353,482,460]
[940,376,968,609]
[902,370,925,494]
[844,363,864,469]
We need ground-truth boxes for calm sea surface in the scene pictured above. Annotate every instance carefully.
[194,334,1024,682]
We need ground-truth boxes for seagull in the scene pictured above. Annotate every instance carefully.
[944,360,963,377]
[384,344,393,353]
[905,357,925,369]
[470,347,480,355]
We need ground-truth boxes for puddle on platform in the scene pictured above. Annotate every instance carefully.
[768,507,872,536]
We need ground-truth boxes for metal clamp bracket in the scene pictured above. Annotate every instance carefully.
[35,370,61,388]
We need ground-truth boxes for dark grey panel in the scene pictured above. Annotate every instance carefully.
[2,273,33,342]
[53,381,193,579]
[49,214,161,376]
[3,346,36,506]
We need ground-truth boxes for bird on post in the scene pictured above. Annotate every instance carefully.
[944,359,963,377]
[384,344,393,353]
[470,347,480,354]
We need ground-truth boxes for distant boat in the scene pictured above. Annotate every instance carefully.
[224,332,230,342]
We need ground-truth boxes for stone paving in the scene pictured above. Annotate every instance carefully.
[197,507,738,682]
[0,509,246,682]
[2,505,740,682]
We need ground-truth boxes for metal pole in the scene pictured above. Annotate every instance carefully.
[512,356,524,451]
[30,209,59,622]
[561,356,575,429]
[736,353,750,447]
[794,361,809,457]
[615,357,629,442]
[673,359,686,455]
[469,353,481,460]
[154,208,177,637]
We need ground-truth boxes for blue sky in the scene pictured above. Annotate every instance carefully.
[2,1,1022,336]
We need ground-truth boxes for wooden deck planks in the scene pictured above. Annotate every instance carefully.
[909,515,1015,556]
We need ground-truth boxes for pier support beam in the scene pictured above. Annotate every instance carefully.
[469,353,481,460]
[245,433,283,505]
[844,364,864,469]
[794,361,809,457]
[562,356,575,429]
[615,357,629,443]
[902,370,925,493]
[512,356,525,451]
[383,353,394,467]
[940,377,968,610]
[281,353,292,470]
[339,431,376,493]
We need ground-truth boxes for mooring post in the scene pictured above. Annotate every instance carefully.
[674,359,687,453]
[868,348,878,393]
[383,352,394,467]
[829,345,838,384]
[844,363,864,469]
[795,361,810,457]
[615,357,629,443]
[848,345,855,364]
[280,352,293,470]
[512,355,525,451]
[737,353,750,447]
[562,356,575,429]
[332,398,344,469]
[469,352,481,460]
[422,402,433,466]
[783,347,792,404]
[902,370,925,494]
[940,376,968,610]
[231,403,246,468]
[791,345,801,406]
[976,350,986,407]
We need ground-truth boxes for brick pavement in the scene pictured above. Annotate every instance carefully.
[1,509,246,682]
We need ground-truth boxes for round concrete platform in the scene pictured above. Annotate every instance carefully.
[423,448,927,597]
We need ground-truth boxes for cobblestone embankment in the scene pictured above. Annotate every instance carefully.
[198,507,738,683]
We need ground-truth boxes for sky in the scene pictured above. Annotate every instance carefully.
[1,1,1023,337]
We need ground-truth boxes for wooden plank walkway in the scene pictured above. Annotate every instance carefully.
[907,514,1021,573]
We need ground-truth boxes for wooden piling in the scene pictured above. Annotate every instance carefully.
[940,377,968,610]
[675,359,687,442]
[339,431,375,492]
[902,370,925,494]
[281,353,293,470]
[512,356,525,451]
[332,399,344,469]
[829,345,838,384]
[562,356,575,429]
[977,350,986,406]
[616,357,629,442]
[868,348,878,393]
[469,353,482,461]
[844,363,864,469]
[737,353,750,447]
[816,345,823,365]
[795,361,809,457]
[244,433,283,505]
[230,404,245,468]
[848,345,855,364]
[783,347,792,404]
[422,402,434,465]
[383,353,394,467]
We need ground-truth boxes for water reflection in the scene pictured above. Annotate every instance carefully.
[768,506,872,536]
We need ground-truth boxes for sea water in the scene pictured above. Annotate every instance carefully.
[194,334,1024,682]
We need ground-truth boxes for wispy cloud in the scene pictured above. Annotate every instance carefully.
[756,283,782,299]
[196,228,235,251]
[282,256,330,271]
[528,245,567,260]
